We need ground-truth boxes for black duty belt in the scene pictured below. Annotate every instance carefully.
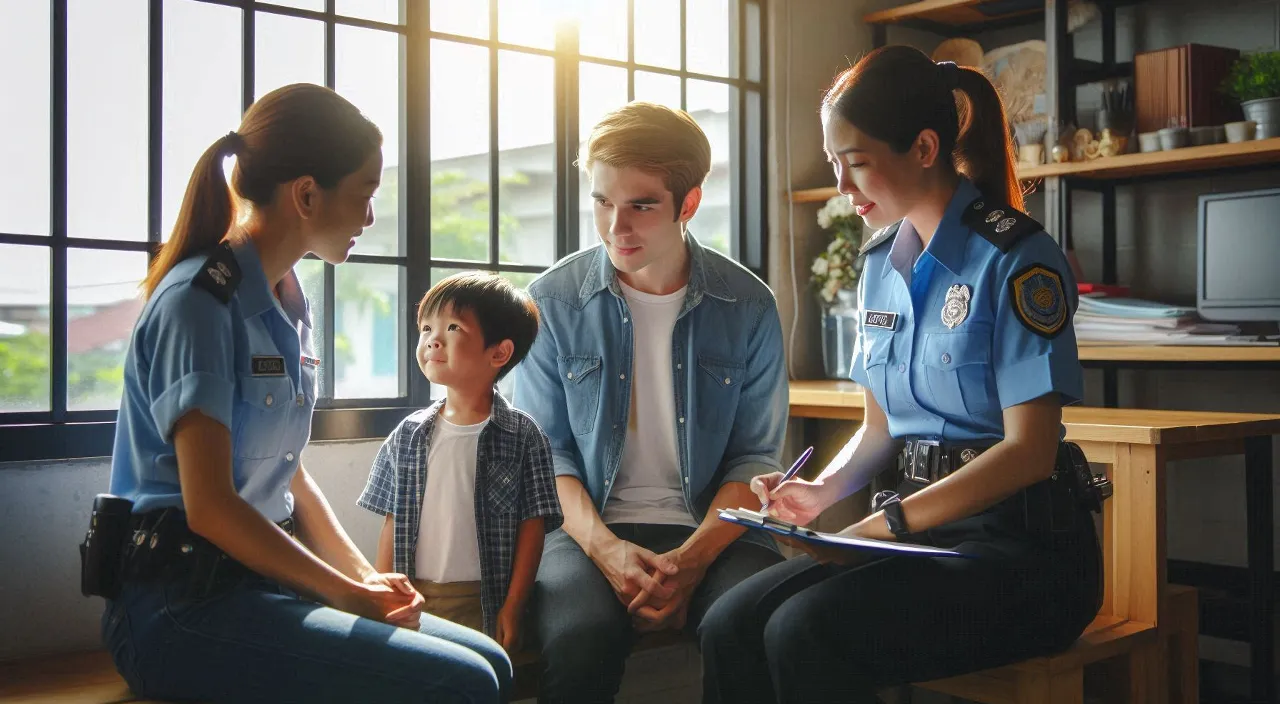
[897,438,998,484]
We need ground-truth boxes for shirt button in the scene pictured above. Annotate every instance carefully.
[679,417,685,424]
[619,373,626,380]
[296,393,305,406]
[941,353,952,364]
[285,452,295,462]
[723,377,732,385]
[622,317,629,323]
[264,393,274,406]
[677,363,682,370]
[612,423,618,429]
[566,372,574,380]
[897,363,906,373]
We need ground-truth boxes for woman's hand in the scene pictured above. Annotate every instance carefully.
[750,473,832,525]
[331,573,424,629]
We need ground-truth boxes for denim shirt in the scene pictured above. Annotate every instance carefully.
[511,234,787,551]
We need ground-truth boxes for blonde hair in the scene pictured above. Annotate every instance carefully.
[581,102,712,220]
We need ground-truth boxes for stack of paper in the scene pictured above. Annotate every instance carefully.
[1073,294,1246,345]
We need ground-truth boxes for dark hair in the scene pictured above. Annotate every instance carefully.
[417,272,541,381]
[822,45,1023,211]
[143,83,382,298]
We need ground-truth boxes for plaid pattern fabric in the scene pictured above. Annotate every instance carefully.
[357,391,562,636]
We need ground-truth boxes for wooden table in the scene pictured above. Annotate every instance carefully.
[789,380,1279,703]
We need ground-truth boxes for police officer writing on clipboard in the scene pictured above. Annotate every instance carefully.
[698,46,1104,703]
[90,84,509,703]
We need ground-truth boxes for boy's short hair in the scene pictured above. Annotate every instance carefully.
[417,272,540,381]
[580,101,712,221]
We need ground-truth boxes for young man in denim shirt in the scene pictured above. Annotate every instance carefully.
[511,102,788,703]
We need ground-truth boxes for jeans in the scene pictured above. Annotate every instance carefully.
[698,480,1103,704]
[102,574,512,703]
[530,523,782,704]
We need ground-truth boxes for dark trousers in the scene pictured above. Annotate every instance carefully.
[531,523,783,704]
[698,479,1103,704]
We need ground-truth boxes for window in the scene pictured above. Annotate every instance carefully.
[0,0,766,462]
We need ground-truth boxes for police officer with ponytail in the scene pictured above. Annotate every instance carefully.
[698,46,1105,703]
[93,84,509,703]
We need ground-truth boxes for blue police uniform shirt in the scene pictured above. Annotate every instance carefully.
[109,240,319,522]
[848,178,1083,444]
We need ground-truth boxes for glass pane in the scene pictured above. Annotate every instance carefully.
[430,40,490,263]
[335,263,402,399]
[634,71,681,110]
[431,0,487,39]
[745,1,761,83]
[163,0,242,242]
[686,0,733,77]
[295,259,328,398]
[498,51,554,267]
[502,270,538,289]
[337,0,400,24]
[687,80,732,256]
[337,25,401,256]
[578,0,627,61]
[497,0,555,51]
[255,12,324,100]
[0,0,51,236]
[67,250,145,411]
[634,0,679,70]
[265,0,324,11]
[68,0,148,241]
[578,62,628,251]
[0,244,51,412]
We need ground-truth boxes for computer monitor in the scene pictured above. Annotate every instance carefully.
[1197,187,1280,323]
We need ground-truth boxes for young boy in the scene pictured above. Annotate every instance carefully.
[358,271,562,653]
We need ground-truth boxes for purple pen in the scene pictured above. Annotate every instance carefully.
[762,446,814,511]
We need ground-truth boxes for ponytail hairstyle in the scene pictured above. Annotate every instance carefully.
[821,45,1023,212]
[143,83,382,299]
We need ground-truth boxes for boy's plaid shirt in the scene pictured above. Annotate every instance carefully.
[357,391,563,636]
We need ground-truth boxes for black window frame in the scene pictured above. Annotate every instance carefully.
[0,0,768,463]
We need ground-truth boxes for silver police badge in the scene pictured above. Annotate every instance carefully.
[941,284,971,329]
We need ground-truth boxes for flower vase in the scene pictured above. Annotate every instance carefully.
[820,289,859,380]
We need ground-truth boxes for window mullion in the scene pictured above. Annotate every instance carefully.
[405,0,431,408]
[50,0,69,422]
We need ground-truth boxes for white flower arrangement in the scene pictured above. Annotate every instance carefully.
[811,195,865,305]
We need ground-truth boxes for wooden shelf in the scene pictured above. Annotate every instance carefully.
[863,0,1039,28]
[788,138,1280,203]
[1020,137,1280,180]
[1078,344,1280,363]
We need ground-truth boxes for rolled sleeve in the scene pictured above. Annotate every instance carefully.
[718,301,787,488]
[357,427,401,516]
[993,236,1084,409]
[519,424,564,532]
[143,286,237,442]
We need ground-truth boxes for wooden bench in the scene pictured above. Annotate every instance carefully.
[791,379,1280,704]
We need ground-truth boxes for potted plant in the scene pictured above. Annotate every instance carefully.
[1222,50,1280,139]
[811,196,865,380]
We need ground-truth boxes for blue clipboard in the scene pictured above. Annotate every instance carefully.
[718,508,971,559]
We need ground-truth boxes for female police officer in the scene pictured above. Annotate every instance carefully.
[698,46,1102,703]
[100,84,509,703]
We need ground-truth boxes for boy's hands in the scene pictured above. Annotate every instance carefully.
[495,603,522,653]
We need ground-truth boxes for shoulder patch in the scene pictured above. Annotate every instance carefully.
[859,221,901,255]
[191,242,241,304]
[1008,263,1068,338]
[963,198,1043,253]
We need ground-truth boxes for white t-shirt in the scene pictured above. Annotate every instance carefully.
[601,281,698,528]
[414,415,488,583]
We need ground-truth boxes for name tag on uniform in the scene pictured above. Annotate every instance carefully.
[251,356,286,376]
[300,355,321,368]
[863,310,898,330]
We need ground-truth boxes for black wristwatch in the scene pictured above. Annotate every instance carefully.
[872,490,911,540]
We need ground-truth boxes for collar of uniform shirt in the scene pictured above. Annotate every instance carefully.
[228,239,308,325]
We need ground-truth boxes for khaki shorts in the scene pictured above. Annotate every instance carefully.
[412,579,483,633]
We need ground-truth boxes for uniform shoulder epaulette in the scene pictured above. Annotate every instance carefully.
[858,220,901,256]
[191,241,242,304]
[962,198,1043,253]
